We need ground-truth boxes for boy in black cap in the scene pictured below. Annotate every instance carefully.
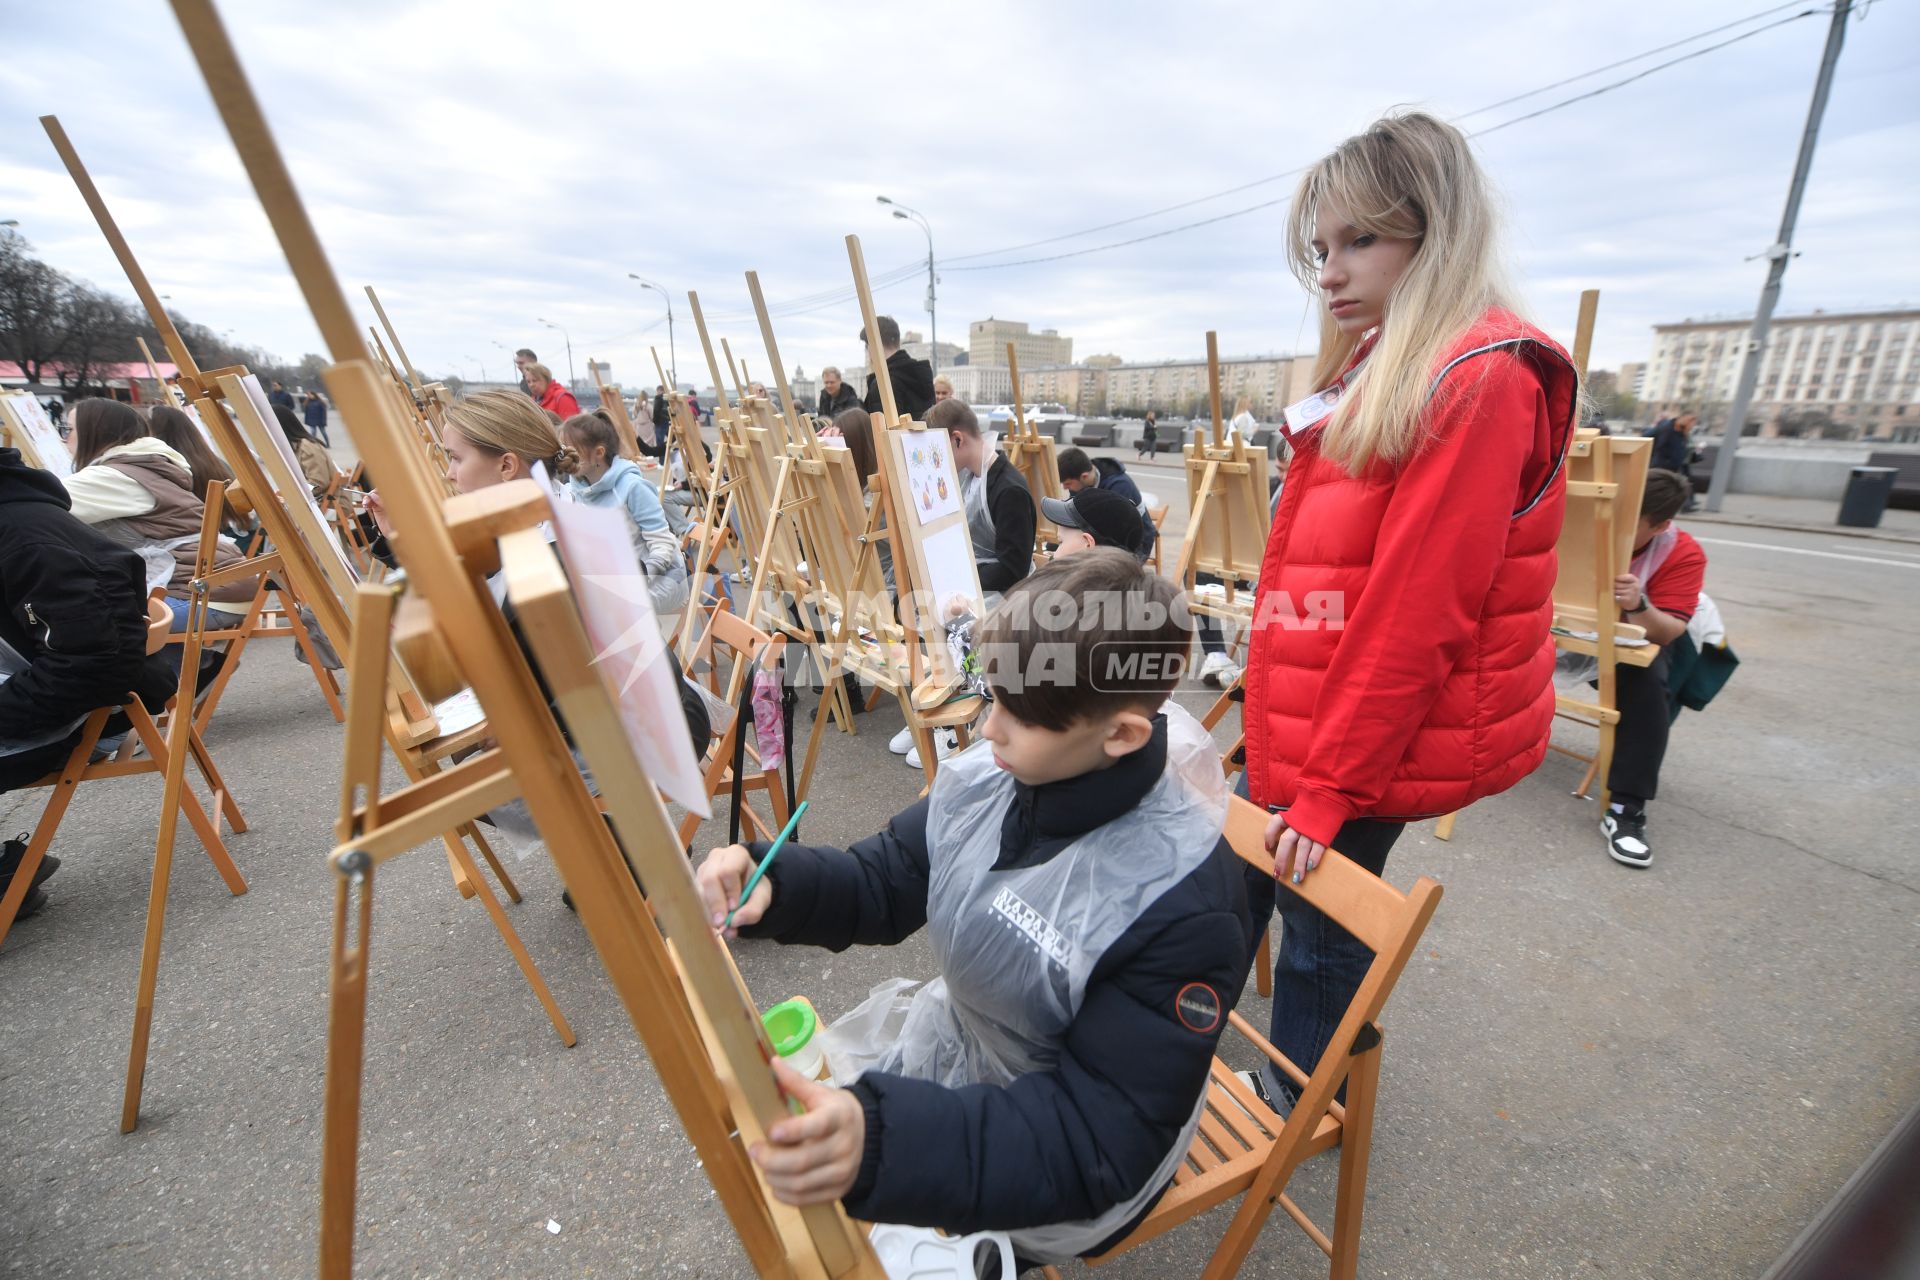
[1041,486,1146,559]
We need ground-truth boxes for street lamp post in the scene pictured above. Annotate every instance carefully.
[876,196,937,373]
[627,274,677,390]
[465,355,485,384]
[537,318,575,391]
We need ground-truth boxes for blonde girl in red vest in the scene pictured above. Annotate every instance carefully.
[1241,112,1577,1110]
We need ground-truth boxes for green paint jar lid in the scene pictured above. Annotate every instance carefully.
[763,998,818,1058]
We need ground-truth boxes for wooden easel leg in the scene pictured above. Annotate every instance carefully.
[286,601,348,724]
[1327,1041,1384,1280]
[451,840,575,1047]
[441,838,479,899]
[1255,930,1273,999]
[1592,721,1615,814]
[0,710,108,949]
[1574,756,1600,800]
[129,705,247,897]
[461,821,520,904]
[185,720,247,833]
[1434,811,1459,842]
[318,863,372,1280]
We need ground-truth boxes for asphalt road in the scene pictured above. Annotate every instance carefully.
[2,496,1916,1278]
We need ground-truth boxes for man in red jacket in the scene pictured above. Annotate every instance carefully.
[1601,470,1707,869]
[526,363,580,419]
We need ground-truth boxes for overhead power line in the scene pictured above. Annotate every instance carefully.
[945,5,1828,274]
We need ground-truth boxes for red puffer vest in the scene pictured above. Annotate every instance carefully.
[1244,309,1577,847]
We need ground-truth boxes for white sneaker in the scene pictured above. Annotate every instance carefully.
[887,726,914,755]
[903,727,957,769]
[1199,651,1240,689]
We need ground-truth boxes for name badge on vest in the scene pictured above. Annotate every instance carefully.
[1282,383,1343,440]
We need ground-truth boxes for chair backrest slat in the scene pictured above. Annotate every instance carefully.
[1222,796,1414,956]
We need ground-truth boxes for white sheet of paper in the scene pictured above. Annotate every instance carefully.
[237,373,358,571]
[431,689,486,736]
[898,432,962,528]
[545,494,711,817]
[920,522,980,621]
[1,394,72,478]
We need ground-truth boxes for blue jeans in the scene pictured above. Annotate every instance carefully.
[1235,771,1405,1104]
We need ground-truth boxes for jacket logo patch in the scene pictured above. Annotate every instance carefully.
[989,887,1073,967]
[1175,982,1222,1034]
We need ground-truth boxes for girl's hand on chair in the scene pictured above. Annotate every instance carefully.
[752,1059,864,1205]
[1266,813,1328,885]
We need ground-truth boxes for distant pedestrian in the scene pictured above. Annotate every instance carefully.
[652,385,670,434]
[1136,410,1158,459]
[525,363,580,419]
[1650,413,1699,510]
[45,398,63,427]
[1229,396,1258,440]
[815,366,860,419]
[268,380,295,412]
[514,348,537,396]
[933,374,954,403]
[302,391,331,447]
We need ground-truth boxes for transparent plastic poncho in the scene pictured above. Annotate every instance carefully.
[822,701,1229,1261]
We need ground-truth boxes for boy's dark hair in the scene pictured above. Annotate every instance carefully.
[1055,446,1096,482]
[1642,468,1691,524]
[516,347,537,361]
[859,315,901,348]
[926,397,978,437]
[978,548,1191,731]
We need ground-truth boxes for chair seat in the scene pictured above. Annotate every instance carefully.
[1086,1058,1342,1263]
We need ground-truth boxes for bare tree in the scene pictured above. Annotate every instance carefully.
[0,233,71,383]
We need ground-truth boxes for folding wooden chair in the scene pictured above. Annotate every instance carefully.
[678,601,790,848]
[0,596,247,949]
[1047,795,1442,1280]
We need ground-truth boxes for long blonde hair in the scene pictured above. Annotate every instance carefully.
[1286,111,1520,472]
[443,389,579,479]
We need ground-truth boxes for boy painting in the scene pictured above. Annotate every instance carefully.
[696,551,1253,1263]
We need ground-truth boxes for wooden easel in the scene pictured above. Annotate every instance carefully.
[652,344,715,505]
[740,270,924,782]
[43,114,571,1130]
[0,392,71,475]
[589,358,644,459]
[1175,333,1269,653]
[364,285,453,478]
[1002,343,1062,553]
[153,10,886,1275]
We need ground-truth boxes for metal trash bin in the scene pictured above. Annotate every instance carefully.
[1837,466,1897,529]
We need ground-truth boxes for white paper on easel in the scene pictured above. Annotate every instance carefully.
[235,373,358,581]
[0,394,72,478]
[898,432,961,527]
[920,523,980,621]
[545,494,711,817]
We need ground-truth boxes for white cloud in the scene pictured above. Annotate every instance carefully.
[3,0,1915,392]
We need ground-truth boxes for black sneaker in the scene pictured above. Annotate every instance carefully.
[1603,809,1652,868]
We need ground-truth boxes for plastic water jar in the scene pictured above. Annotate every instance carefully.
[762,997,826,1081]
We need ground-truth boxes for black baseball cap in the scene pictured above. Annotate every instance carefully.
[1041,487,1144,553]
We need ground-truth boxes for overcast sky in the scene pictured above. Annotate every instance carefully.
[3,1,1916,395]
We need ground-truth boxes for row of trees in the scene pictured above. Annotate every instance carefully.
[0,231,319,396]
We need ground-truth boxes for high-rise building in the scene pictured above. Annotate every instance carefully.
[1101,353,1311,420]
[899,330,966,371]
[936,365,1013,406]
[968,318,1073,370]
[1642,307,1920,440]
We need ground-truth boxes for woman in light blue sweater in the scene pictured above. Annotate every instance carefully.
[562,413,690,632]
